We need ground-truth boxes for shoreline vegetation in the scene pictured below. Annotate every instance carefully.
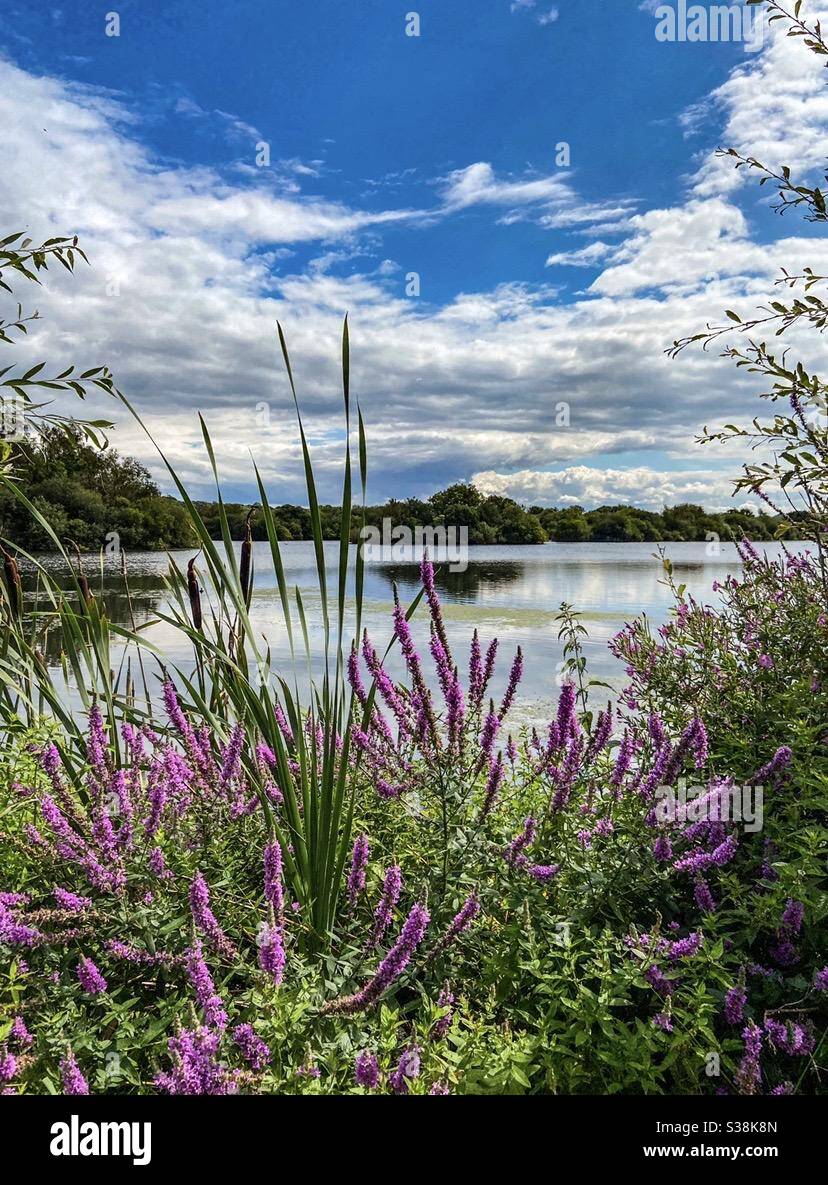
[0,427,805,554]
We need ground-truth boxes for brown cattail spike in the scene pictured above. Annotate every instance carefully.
[239,508,255,607]
[187,556,203,631]
[70,541,94,609]
[0,544,23,619]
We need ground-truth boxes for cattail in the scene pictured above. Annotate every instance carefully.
[187,557,203,631]
[70,541,93,609]
[0,544,22,619]
[240,509,255,606]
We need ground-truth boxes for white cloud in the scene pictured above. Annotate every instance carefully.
[537,8,560,26]
[2,12,828,509]
[546,241,612,268]
[471,465,759,512]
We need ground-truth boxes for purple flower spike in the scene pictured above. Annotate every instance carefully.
[76,957,107,995]
[389,1047,421,1095]
[322,902,430,1015]
[355,1050,380,1089]
[369,865,403,949]
[498,648,523,719]
[429,893,480,960]
[232,1023,270,1070]
[264,840,285,926]
[724,985,747,1025]
[347,834,370,910]
[61,1050,90,1096]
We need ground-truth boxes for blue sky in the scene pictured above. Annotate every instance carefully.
[2,1,828,507]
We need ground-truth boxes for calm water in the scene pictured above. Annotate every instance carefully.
[24,541,806,722]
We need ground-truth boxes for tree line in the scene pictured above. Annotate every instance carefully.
[0,430,800,553]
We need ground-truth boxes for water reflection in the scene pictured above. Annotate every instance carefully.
[374,560,525,601]
[14,540,809,721]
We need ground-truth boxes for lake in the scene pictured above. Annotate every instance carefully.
[24,540,807,723]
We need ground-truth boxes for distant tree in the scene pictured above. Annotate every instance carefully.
[0,426,192,552]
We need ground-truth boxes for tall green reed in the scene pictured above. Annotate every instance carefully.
[0,318,387,949]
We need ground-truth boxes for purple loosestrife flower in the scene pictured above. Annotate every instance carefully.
[354,1050,380,1089]
[652,1012,673,1033]
[694,878,716,913]
[648,712,667,750]
[420,554,450,656]
[189,872,237,960]
[735,1022,763,1096]
[218,723,245,792]
[645,965,673,998]
[690,718,708,768]
[428,893,480,960]
[76,957,107,995]
[556,683,577,743]
[504,817,536,867]
[258,923,286,986]
[482,638,498,689]
[232,1023,270,1070]
[347,835,370,910]
[148,847,171,879]
[185,941,228,1030]
[429,629,453,700]
[322,902,430,1015]
[10,1017,32,1050]
[667,932,702,961]
[264,840,285,926]
[770,937,800,969]
[498,648,523,720]
[363,633,411,737]
[86,701,110,782]
[724,985,747,1025]
[480,753,504,820]
[369,865,403,949]
[711,832,738,866]
[765,1019,814,1056]
[61,1051,89,1095]
[347,641,368,704]
[0,903,41,948]
[479,707,500,760]
[429,1081,450,1095]
[468,630,483,709]
[585,706,613,762]
[389,1047,421,1095]
[814,966,828,992]
[53,888,92,912]
[430,986,455,1041]
[155,1027,240,1095]
[0,1049,16,1083]
[392,596,428,693]
[753,746,792,785]
[527,864,559,882]
[653,834,673,863]
[610,731,634,788]
[781,899,804,936]
[445,671,466,744]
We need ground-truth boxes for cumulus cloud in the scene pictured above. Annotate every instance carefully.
[2,11,828,508]
[471,465,758,512]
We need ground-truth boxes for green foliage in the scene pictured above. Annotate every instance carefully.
[0,231,118,468]
[0,426,193,552]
